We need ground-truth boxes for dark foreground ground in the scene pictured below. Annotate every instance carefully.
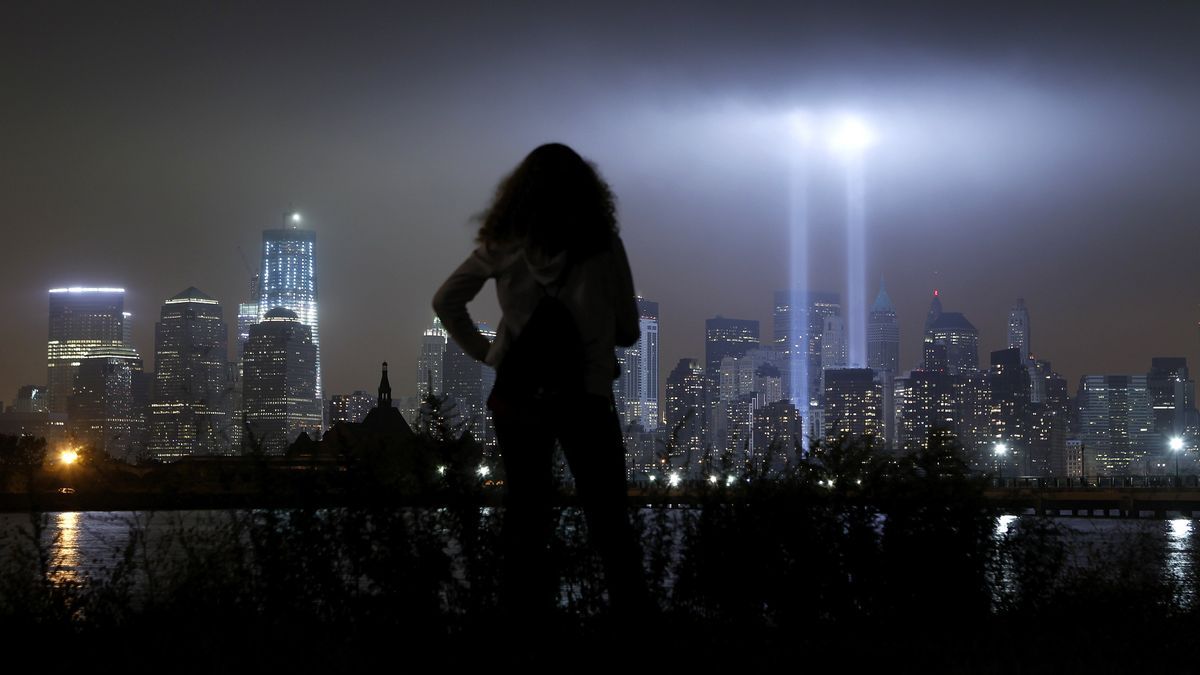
[16,613,1200,674]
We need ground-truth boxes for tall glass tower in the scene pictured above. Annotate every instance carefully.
[259,214,321,408]
[1007,298,1031,361]
[150,287,231,459]
[868,281,899,374]
[46,287,127,413]
[616,297,660,430]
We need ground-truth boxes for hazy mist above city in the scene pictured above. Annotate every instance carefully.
[2,1,1199,400]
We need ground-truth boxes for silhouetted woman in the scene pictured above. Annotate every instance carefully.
[433,142,649,625]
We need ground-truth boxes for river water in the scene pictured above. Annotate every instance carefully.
[1,510,1195,606]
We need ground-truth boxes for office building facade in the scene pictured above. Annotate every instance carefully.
[47,287,127,413]
[243,308,321,455]
[149,287,232,460]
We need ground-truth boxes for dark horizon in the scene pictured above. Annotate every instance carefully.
[3,1,1199,401]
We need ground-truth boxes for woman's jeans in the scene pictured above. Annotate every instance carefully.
[490,390,649,620]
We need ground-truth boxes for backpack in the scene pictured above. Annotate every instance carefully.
[493,281,587,401]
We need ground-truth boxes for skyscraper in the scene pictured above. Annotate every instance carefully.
[705,316,760,397]
[149,287,232,460]
[820,316,848,372]
[46,287,127,413]
[665,358,705,460]
[418,317,448,400]
[259,217,322,407]
[868,281,899,375]
[990,348,1032,476]
[442,321,497,443]
[243,308,321,455]
[893,369,958,453]
[773,290,840,406]
[823,368,883,443]
[68,346,146,463]
[1007,298,1031,362]
[926,311,979,375]
[1147,357,1197,439]
[1078,374,1155,476]
[615,297,660,431]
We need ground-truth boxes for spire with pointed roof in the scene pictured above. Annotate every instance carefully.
[924,289,943,335]
[378,361,392,409]
[872,278,895,313]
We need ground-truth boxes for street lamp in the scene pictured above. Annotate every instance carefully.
[994,442,1008,485]
[1170,436,1184,484]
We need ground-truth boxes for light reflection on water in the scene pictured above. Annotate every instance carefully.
[1167,518,1194,609]
[995,514,1019,537]
[6,510,1200,608]
[49,511,81,585]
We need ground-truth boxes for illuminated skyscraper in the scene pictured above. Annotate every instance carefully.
[418,317,448,400]
[1007,298,1031,362]
[706,316,760,396]
[1078,374,1155,475]
[149,288,232,460]
[68,346,147,462]
[259,217,321,406]
[1147,357,1196,439]
[823,368,883,444]
[705,316,759,446]
[926,311,979,375]
[990,348,1032,476]
[893,370,958,453]
[868,281,899,375]
[616,297,660,430]
[443,321,497,444]
[46,287,127,414]
[665,358,705,459]
[243,308,321,455]
[773,290,840,407]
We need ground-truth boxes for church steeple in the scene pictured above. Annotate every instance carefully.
[377,361,392,409]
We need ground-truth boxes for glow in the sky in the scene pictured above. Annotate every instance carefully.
[830,114,875,368]
[828,115,877,157]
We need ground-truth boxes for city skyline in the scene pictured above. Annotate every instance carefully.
[3,3,1200,405]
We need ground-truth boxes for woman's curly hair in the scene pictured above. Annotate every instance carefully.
[475,143,618,259]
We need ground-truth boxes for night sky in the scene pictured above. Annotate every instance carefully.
[3,1,1199,403]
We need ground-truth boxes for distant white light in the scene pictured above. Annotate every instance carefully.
[648,475,657,483]
[668,471,681,488]
[828,115,876,157]
[290,212,302,225]
[476,464,490,478]
[708,475,718,485]
[1170,436,1185,452]
[995,442,1008,456]
[725,475,736,487]
[436,465,447,476]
